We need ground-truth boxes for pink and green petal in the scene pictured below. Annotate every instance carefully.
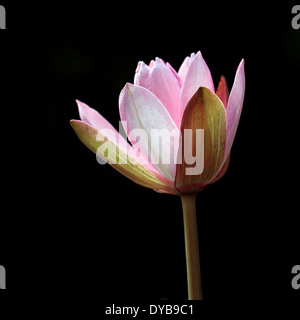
[210,152,231,184]
[175,87,227,193]
[70,120,177,194]
[76,100,130,154]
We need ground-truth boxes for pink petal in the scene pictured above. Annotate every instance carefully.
[179,51,215,121]
[119,83,179,182]
[224,59,245,159]
[134,58,181,128]
[70,120,177,194]
[134,61,150,87]
[166,62,183,87]
[149,60,155,68]
[178,53,195,83]
[76,99,130,154]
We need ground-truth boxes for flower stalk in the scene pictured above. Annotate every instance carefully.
[180,193,202,300]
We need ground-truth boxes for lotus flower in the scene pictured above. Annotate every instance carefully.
[70,51,245,195]
[71,51,245,300]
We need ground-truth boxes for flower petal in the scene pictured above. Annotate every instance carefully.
[179,51,215,121]
[119,83,180,182]
[178,56,190,83]
[224,59,245,159]
[210,152,231,184]
[134,61,150,87]
[216,76,229,109]
[134,58,181,128]
[70,120,177,194]
[76,100,129,153]
[175,87,226,193]
[178,53,195,83]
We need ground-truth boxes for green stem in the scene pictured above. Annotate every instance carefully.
[180,193,202,300]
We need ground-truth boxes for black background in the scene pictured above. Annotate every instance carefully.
[0,0,299,312]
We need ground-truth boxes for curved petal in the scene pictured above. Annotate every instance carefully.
[76,100,129,154]
[175,87,226,193]
[178,53,195,83]
[224,59,245,159]
[179,51,215,121]
[210,152,231,184]
[70,120,177,194]
[134,61,150,87]
[119,83,180,182]
[166,62,183,87]
[134,58,181,127]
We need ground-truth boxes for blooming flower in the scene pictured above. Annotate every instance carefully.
[70,51,245,195]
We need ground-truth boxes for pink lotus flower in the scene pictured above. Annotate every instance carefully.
[70,51,245,300]
[70,51,245,195]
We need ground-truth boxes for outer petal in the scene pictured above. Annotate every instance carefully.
[119,83,179,182]
[70,120,177,194]
[76,100,129,153]
[134,58,181,128]
[175,87,226,193]
[210,152,231,184]
[179,51,215,121]
[224,59,245,160]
